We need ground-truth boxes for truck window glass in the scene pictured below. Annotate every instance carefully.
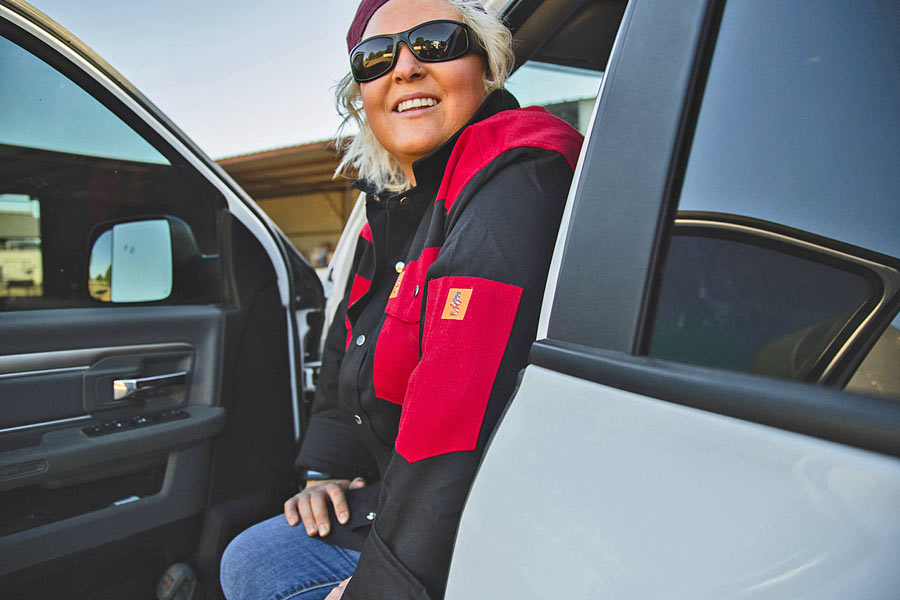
[505,61,602,134]
[0,34,223,310]
[647,0,900,398]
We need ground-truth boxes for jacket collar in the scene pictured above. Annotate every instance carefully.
[354,89,520,199]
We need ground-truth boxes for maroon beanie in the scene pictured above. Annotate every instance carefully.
[346,0,392,52]
[346,0,486,52]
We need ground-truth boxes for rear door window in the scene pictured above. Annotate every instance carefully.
[646,0,900,398]
[651,219,890,382]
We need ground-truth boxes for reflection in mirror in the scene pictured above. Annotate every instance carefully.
[112,220,172,302]
[88,230,111,301]
[88,220,172,303]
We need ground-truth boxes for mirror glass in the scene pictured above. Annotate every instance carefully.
[89,220,172,302]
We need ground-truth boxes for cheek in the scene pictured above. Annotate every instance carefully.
[359,82,383,115]
[446,63,487,123]
[360,83,390,135]
[460,55,487,93]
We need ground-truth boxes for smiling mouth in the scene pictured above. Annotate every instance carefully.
[396,98,439,113]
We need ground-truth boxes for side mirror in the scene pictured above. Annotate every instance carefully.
[88,219,173,303]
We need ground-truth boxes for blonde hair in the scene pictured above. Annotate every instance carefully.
[334,0,515,193]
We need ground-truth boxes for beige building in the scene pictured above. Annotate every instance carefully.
[0,209,42,296]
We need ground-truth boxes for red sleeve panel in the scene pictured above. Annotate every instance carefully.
[359,221,373,242]
[395,275,522,462]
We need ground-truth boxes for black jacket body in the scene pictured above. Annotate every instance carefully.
[296,89,583,598]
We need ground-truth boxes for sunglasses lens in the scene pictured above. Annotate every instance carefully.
[352,37,396,81]
[350,21,472,82]
[409,22,469,61]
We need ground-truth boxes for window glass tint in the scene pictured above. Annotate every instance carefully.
[0,37,168,165]
[0,32,223,310]
[649,0,900,396]
[678,0,899,258]
[650,230,876,381]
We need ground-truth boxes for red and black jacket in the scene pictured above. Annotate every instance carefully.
[297,89,583,599]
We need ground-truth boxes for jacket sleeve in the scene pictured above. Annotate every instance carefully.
[344,147,576,599]
[296,233,380,483]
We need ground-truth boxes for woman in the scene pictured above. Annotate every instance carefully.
[220,0,582,598]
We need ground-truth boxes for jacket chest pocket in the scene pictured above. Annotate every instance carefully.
[373,259,427,405]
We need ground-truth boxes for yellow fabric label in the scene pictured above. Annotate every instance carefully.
[441,288,473,320]
[389,270,405,299]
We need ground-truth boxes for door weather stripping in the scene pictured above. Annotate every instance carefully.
[0,366,87,380]
[0,415,92,434]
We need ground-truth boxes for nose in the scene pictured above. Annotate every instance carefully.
[392,42,424,81]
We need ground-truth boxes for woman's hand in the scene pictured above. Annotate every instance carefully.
[283,477,367,537]
[324,577,351,600]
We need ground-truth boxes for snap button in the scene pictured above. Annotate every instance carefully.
[354,414,363,425]
[414,285,419,297]
[355,334,366,346]
[366,512,376,521]
[395,261,405,273]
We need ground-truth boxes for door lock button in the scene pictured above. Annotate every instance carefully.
[83,409,189,437]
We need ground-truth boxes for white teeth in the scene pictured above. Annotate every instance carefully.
[397,98,438,112]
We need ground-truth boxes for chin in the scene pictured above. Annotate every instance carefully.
[394,137,444,162]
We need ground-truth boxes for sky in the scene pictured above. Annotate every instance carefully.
[28,0,363,159]
[22,0,602,161]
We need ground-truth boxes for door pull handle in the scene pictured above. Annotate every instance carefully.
[113,372,187,401]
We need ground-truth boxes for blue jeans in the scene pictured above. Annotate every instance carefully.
[220,515,360,600]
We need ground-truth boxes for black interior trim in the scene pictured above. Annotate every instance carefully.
[632,0,725,355]
[1,513,201,599]
[1,443,214,576]
[0,406,225,492]
[503,0,627,72]
[530,338,900,458]
[547,0,713,350]
[529,1,627,71]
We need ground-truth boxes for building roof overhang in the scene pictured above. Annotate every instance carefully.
[218,140,356,201]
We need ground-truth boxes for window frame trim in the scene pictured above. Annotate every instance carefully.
[545,0,724,351]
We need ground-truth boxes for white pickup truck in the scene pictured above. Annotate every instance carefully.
[0,0,897,598]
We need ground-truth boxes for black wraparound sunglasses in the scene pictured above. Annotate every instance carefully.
[350,19,479,83]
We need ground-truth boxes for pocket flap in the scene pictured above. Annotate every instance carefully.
[383,259,426,324]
